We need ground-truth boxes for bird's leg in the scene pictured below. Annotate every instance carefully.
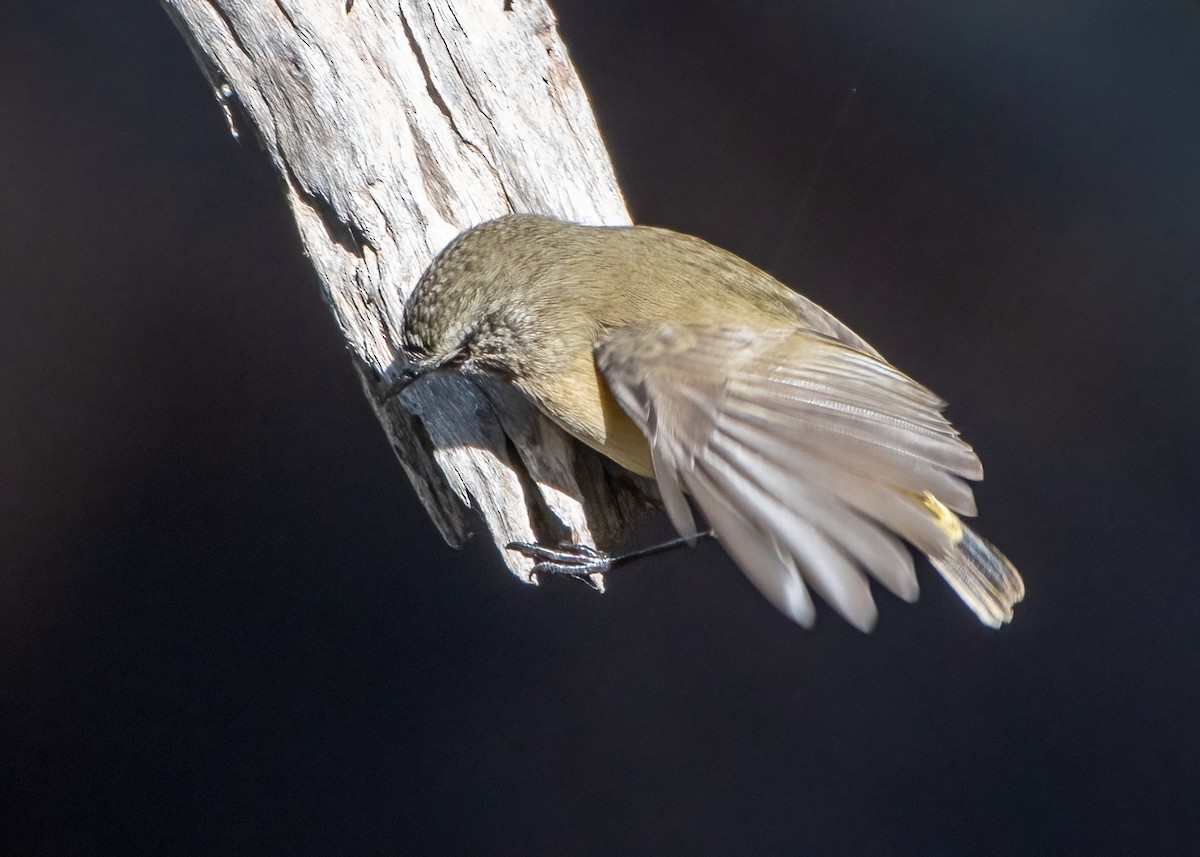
[506,530,716,584]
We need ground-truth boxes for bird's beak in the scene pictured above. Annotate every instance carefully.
[384,346,469,400]
[383,359,433,400]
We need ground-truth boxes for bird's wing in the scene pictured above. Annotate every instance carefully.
[782,291,885,360]
[595,323,1023,630]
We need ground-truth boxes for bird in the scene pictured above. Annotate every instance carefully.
[391,214,1024,632]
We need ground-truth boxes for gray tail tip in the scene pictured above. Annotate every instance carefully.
[929,520,1025,628]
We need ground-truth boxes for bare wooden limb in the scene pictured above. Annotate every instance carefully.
[162,0,654,578]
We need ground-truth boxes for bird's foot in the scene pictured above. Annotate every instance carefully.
[506,540,612,589]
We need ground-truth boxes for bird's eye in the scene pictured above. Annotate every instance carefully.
[444,344,471,367]
[444,330,478,367]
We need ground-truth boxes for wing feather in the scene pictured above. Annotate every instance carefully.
[686,467,816,627]
[707,432,917,604]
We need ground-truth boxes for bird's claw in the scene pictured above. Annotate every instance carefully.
[506,540,613,588]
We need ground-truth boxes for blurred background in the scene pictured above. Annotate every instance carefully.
[2,1,1199,854]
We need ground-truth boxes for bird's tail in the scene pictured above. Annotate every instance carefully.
[920,492,1025,627]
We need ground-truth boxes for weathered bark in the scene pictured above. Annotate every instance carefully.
[162,0,654,579]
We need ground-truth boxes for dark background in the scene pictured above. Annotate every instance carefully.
[3,1,1199,854]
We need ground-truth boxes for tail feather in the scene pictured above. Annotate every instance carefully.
[921,493,1025,627]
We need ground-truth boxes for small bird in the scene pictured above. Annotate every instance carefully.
[393,214,1024,631]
